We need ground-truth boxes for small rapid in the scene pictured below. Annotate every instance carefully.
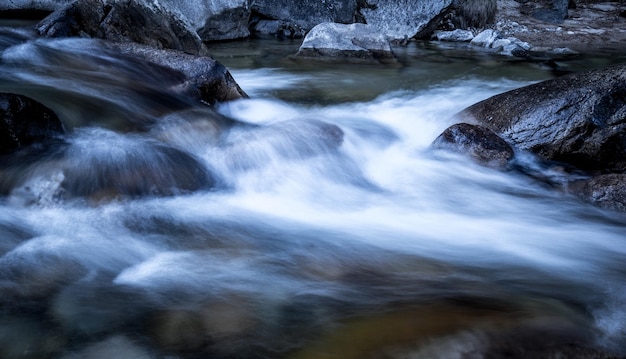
[1,27,626,358]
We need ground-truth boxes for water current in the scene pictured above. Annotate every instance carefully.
[2,22,626,358]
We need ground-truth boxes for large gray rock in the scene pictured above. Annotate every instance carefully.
[360,0,454,40]
[519,0,570,24]
[0,93,65,154]
[108,42,247,105]
[159,0,251,41]
[454,63,626,173]
[252,0,357,31]
[294,22,395,64]
[36,0,210,56]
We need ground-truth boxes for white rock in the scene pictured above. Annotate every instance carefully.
[470,29,500,48]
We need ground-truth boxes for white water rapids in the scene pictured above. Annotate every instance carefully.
[1,30,626,358]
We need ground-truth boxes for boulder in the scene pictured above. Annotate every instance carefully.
[2,128,217,203]
[454,63,626,173]
[568,174,626,213]
[360,0,454,40]
[0,93,65,154]
[107,42,247,105]
[519,0,570,24]
[431,123,514,168]
[36,0,209,56]
[251,19,306,39]
[294,23,395,64]
[451,0,496,29]
[159,0,251,41]
[252,0,357,32]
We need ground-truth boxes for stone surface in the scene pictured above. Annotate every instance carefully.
[108,42,247,105]
[294,22,395,64]
[252,0,357,31]
[361,0,454,40]
[36,0,209,56]
[159,0,251,41]
[0,93,65,154]
[568,174,626,213]
[431,123,514,168]
[454,62,626,172]
[0,0,71,12]
[434,29,474,42]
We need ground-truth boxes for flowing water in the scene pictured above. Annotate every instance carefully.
[2,22,626,358]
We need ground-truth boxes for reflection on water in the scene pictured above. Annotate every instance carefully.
[1,28,626,358]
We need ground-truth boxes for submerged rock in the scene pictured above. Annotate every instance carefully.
[294,23,395,64]
[2,128,217,204]
[36,0,209,56]
[454,62,626,173]
[0,93,65,154]
[431,123,514,168]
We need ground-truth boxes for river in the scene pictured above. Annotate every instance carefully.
[1,23,626,358]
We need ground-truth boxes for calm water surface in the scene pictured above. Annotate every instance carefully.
[1,23,626,358]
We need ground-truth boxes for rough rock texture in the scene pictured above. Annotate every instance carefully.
[569,174,626,212]
[0,0,71,12]
[294,22,395,63]
[360,0,454,40]
[159,0,251,41]
[431,123,514,168]
[519,0,570,24]
[251,19,306,38]
[454,62,626,173]
[36,0,209,56]
[448,0,497,29]
[252,0,357,31]
[494,0,626,53]
[108,42,247,105]
[0,93,65,154]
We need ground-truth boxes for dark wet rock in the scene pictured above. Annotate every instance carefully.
[294,23,395,64]
[2,128,217,204]
[431,123,515,168]
[0,93,65,154]
[108,42,247,105]
[519,0,570,24]
[360,0,454,40]
[159,0,251,41]
[36,0,209,56]
[251,18,306,39]
[252,0,357,32]
[454,62,626,173]
[568,174,626,213]
[451,0,497,29]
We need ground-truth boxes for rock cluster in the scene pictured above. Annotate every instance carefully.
[434,62,626,212]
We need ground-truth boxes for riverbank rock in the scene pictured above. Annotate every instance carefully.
[431,123,514,168]
[252,0,357,33]
[568,174,626,213]
[519,0,570,24]
[294,23,395,64]
[454,62,626,173]
[360,0,454,40]
[107,42,247,105]
[159,0,251,41]
[36,0,209,56]
[0,93,65,154]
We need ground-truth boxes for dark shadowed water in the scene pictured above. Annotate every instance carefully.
[2,22,626,358]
